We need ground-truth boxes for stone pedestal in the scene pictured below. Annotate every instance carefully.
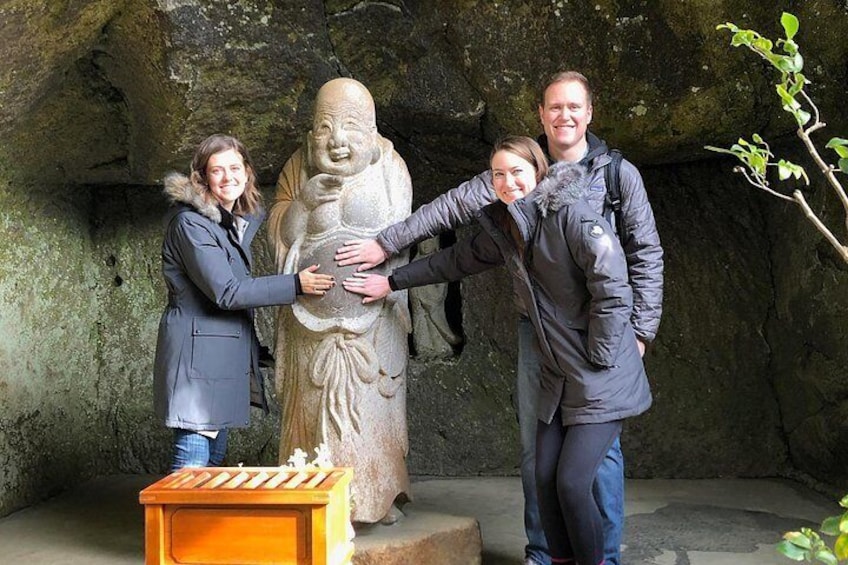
[352,508,481,565]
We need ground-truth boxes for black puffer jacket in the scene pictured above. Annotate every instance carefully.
[377,132,664,342]
[391,163,652,425]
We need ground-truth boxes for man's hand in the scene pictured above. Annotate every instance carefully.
[637,339,647,358]
[297,264,335,295]
[342,272,391,304]
[335,238,388,271]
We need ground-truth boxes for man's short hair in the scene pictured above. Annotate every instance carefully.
[538,71,594,107]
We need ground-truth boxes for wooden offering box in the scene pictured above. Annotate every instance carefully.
[139,467,354,565]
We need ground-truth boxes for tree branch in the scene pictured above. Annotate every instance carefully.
[737,169,796,202]
[793,189,848,263]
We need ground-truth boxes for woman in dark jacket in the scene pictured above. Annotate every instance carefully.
[344,136,651,565]
[154,134,334,472]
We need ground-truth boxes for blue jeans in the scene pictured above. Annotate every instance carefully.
[517,316,624,565]
[170,429,229,472]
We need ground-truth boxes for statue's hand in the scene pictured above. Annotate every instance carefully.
[342,273,391,304]
[335,238,388,270]
[302,173,344,209]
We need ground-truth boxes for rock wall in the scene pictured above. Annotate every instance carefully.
[0,156,105,516]
[0,0,846,514]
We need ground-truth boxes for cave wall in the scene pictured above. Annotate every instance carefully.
[0,156,106,515]
[0,0,846,514]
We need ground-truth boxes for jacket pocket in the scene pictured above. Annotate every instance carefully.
[190,317,244,380]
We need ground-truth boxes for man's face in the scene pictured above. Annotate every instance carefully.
[309,98,376,177]
[538,80,593,160]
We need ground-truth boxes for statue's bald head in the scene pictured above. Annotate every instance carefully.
[309,78,379,176]
[313,78,376,128]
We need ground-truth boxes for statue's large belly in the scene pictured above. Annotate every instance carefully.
[292,232,386,333]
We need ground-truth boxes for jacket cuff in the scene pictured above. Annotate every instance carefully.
[388,275,399,291]
[375,232,397,257]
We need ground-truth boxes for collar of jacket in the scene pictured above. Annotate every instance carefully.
[163,172,223,223]
[536,131,611,174]
[529,161,590,218]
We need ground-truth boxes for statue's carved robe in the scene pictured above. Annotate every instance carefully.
[269,137,412,523]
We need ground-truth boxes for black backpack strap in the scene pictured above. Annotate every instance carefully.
[603,149,626,245]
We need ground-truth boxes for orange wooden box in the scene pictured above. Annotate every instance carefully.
[139,467,354,565]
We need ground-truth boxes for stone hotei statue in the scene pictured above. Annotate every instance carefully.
[268,78,412,524]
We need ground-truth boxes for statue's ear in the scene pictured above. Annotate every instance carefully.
[306,132,316,173]
[370,129,381,165]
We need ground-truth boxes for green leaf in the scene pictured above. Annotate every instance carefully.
[781,38,799,56]
[776,160,804,180]
[753,37,774,53]
[832,146,848,159]
[752,133,765,144]
[782,12,800,40]
[778,163,792,180]
[839,494,848,509]
[776,56,795,73]
[813,549,838,565]
[840,512,848,533]
[704,145,740,157]
[826,138,848,149]
[835,533,848,560]
[795,108,812,126]
[821,516,841,536]
[839,159,848,174]
[788,76,805,96]
[776,84,795,107]
[750,154,767,174]
[784,531,813,549]
[790,52,804,73]
[730,32,748,47]
[776,539,808,561]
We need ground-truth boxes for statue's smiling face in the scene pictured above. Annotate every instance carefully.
[311,100,376,176]
[310,96,377,177]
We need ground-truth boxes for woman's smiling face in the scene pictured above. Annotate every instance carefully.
[206,148,247,212]
[491,149,539,205]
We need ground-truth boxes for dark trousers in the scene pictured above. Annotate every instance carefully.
[536,409,622,565]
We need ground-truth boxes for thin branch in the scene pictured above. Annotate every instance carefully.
[737,168,796,202]
[793,189,848,263]
[799,89,822,129]
[796,128,848,220]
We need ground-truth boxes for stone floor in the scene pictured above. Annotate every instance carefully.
[0,474,837,564]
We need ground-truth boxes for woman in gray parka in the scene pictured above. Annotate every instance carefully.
[154,134,334,472]
[344,136,651,565]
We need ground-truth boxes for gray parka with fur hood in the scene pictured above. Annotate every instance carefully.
[153,173,298,431]
[390,162,652,425]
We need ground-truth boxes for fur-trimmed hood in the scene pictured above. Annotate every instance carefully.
[532,161,589,218]
[163,172,222,223]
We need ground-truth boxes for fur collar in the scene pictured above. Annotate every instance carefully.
[532,162,589,218]
[163,172,222,223]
